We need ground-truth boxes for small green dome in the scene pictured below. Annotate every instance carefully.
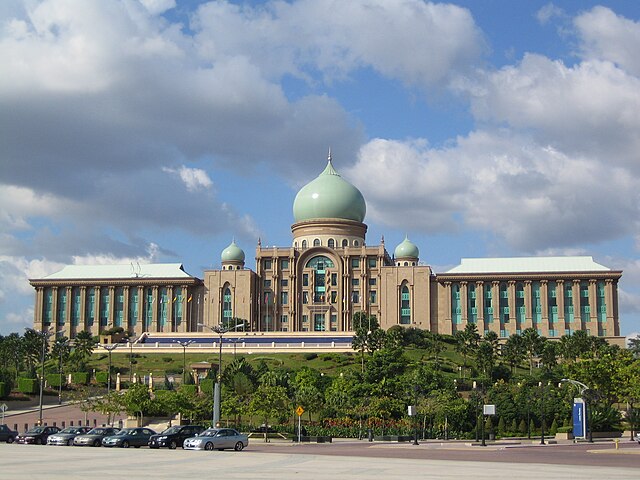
[394,236,419,259]
[221,240,245,263]
[293,156,366,223]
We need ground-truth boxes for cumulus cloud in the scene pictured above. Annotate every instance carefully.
[536,3,566,25]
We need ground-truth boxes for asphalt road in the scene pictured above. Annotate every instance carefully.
[0,442,638,480]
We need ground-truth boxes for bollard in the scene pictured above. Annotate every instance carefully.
[614,439,619,450]
[368,428,373,442]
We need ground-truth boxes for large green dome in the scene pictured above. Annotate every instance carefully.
[221,240,245,263]
[394,235,419,259]
[293,157,366,223]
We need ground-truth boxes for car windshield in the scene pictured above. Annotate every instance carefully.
[161,426,182,435]
[60,428,80,434]
[26,427,45,434]
[114,429,133,436]
[87,428,107,435]
[201,429,220,437]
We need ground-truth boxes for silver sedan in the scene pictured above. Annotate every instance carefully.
[183,428,248,451]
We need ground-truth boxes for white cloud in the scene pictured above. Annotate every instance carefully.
[139,0,175,16]
[574,6,640,76]
[536,3,565,25]
[162,165,213,192]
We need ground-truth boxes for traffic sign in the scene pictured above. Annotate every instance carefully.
[296,406,304,416]
[0,403,7,412]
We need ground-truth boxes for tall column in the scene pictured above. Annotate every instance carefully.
[108,286,115,329]
[92,287,100,336]
[65,286,73,338]
[123,286,130,333]
[572,280,581,333]
[167,286,174,333]
[475,281,484,333]
[604,279,614,336]
[51,286,59,330]
[588,279,598,335]
[79,286,87,332]
[556,280,565,332]
[524,281,532,329]
[34,287,44,330]
[444,282,452,334]
[508,281,516,333]
[540,280,549,336]
[152,286,159,333]
[460,282,468,325]
[491,281,499,336]
[136,286,144,335]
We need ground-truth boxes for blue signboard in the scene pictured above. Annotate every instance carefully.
[572,398,586,439]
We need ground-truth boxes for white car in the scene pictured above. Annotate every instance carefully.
[183,428,248,451]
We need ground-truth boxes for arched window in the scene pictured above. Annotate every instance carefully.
[222,286,232,321]
[404,261,408,266]
[353,240,359,246]
[328,238,335,248]
[400,284,411,324]
[313,238,321,247]
[302,240,307,249]
[342,239,348,247]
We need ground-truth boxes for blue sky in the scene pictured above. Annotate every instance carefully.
[1,0,639,338]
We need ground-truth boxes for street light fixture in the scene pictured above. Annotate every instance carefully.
[560,378,593,443]
[26,327,64,426]
[198,322,244,426]
[57,338,70,405]
[97,343,119,397]
[174,340,195,385]
[539,381,547,445]
[127,334,142,383]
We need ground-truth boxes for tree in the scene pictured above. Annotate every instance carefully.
[454,323,480,377]
[70,330,95,370]
[248,384,290,442]
[475,341,495,379]
[293,367,324,422]
[501,334,525,374]
[351,312,385,372]
[521,328,545,375]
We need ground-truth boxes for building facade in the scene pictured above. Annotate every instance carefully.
[30,154,622,340]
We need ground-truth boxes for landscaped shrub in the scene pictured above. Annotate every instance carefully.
[0,382,6,398]
[45,374,64,388]
[556,426,572,433]
[179,384,197,395]
[162,357,173,363]
[95,371,109,385]
[303,353,318,361]
[200,378,214,395]
[18,378,38,394]
[71,372,90,385]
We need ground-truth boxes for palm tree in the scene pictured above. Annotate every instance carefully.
[521,328,544,375]
[501,334,525,374]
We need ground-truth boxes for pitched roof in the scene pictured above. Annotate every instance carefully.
[445,256,610,274]
[40,263,196,280]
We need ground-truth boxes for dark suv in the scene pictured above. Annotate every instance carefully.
[148,425,205,449]
[16,426,60,445]
[0,424,18,443]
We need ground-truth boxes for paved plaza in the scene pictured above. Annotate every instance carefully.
[1,438,638,480]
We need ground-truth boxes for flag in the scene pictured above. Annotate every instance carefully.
[188,295,193,302]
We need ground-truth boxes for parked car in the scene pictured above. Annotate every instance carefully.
[15,426,60,445]
[183,428,248,451]
[0,424,18,443]
[102,427,156,448]
[148,425,205,449]
[634,432,640,444]
[73,427,120,447]
[47,426,92,446]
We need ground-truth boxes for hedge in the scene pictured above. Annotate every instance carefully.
[199,379,214,395]
[46,374,64,388]
[71,372,90,385]
[0,382,6,398]
[18,378,38,395]
[179,384,198,395]
[95,372,109,385]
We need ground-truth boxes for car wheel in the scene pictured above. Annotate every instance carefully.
[122,441,130,448]
[94,440,101,447]
[35,438,42,445]
[204,442,214,451]
[7,437,15,444]
[169,440,177,449]
[234,442,244,451]
[68,439,74,446]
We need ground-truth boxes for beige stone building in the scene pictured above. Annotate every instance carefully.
[29,154,622,340]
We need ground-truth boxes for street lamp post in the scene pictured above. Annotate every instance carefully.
[57,338,69,405]
[98,343,119,396]
[539,382,546,445]
[560,378,593,443]
[127,334,142,383]
[198,322,244,426]
[174,340,195,385]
